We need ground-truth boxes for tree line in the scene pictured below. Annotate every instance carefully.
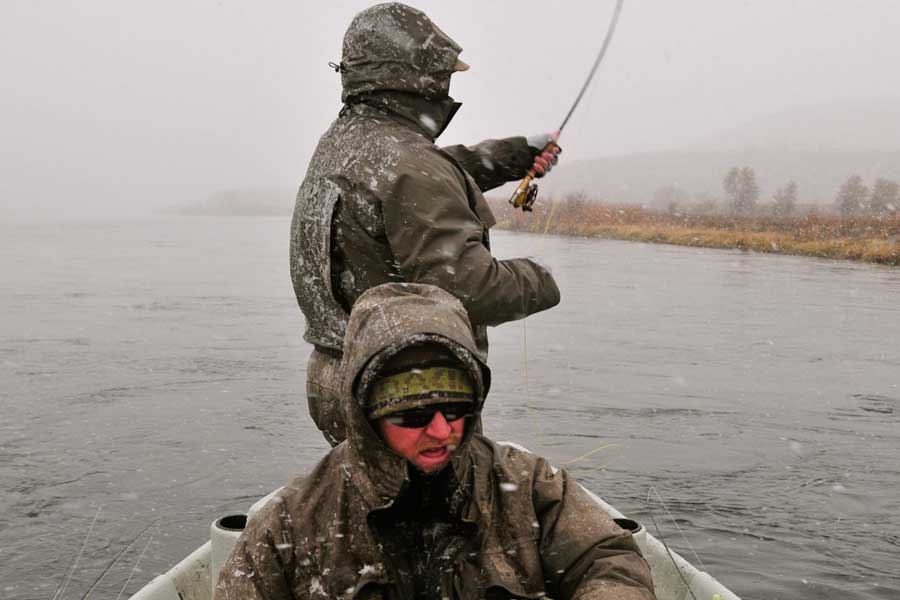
[654,168,900,217]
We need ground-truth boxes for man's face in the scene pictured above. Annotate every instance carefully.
[377,408,466,473]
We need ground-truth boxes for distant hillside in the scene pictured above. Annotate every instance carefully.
[696,100,900,153]
[177,188,294,216]
[538,100,900,206]
[539,148,900,206]
[180,102,900,211]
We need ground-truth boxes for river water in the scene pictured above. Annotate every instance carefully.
[1,217,898,600]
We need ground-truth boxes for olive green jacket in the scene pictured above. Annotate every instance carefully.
[290,2,560,354]
[215,284,655,600]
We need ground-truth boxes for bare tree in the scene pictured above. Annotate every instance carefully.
[869,178,900,214]
[723,167,740,208]
[772,181,798,216]
[723,166,759,214]
[834,175,869,216]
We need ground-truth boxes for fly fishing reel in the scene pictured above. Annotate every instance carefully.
[509,178,540,212]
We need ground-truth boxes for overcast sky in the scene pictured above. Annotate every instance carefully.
[2,0,899,218]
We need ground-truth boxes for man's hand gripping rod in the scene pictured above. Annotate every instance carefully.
[508,0,625,212]
[510,133,561,212]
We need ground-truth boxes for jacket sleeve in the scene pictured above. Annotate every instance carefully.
[214,503,295,600]
[533,460,657,600]
[382,168,560,327]
[441,136,534,192]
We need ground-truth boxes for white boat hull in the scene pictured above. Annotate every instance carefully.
[132,444,741,600]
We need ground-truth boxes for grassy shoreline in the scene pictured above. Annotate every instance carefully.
[489,197,900,266]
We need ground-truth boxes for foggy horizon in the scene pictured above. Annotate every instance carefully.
[3,0,900,219]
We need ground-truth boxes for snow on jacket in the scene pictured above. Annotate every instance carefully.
[290,2,560,353]
[215,283,655,600]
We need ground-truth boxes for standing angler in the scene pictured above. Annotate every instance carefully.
[292,2,562,446]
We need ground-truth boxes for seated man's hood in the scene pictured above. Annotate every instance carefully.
[339,283,490,502]
[340,2,462,102]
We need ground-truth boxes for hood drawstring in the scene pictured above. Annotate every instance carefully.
[332,62,350,117]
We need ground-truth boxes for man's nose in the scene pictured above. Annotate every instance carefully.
[424,411,452,439]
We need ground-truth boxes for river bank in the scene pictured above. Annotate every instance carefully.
[490,197,900,266]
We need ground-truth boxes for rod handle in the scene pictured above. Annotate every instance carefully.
[510,134,561,211]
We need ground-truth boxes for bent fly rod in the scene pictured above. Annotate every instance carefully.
[509,0,625,211]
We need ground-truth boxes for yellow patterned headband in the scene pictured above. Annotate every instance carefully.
[367,366,474,419]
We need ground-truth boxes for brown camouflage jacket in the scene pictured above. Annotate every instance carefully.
[215,284,655,600]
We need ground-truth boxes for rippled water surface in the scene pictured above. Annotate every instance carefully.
[1,217,898,599]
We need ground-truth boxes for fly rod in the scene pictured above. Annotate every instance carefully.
[509,0,625,211]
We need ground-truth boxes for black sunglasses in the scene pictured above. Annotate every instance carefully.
[384,403,474,429]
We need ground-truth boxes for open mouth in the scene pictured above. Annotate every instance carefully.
[420,446,449,458]
[419,443,456,462]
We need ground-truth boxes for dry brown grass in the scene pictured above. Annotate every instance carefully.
[488,196,900,266]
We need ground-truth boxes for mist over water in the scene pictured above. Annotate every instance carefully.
[1,217,898,599]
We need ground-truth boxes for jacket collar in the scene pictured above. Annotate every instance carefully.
[347,91,461,141]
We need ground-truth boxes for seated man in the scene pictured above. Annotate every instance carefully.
[216,284,655,600]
